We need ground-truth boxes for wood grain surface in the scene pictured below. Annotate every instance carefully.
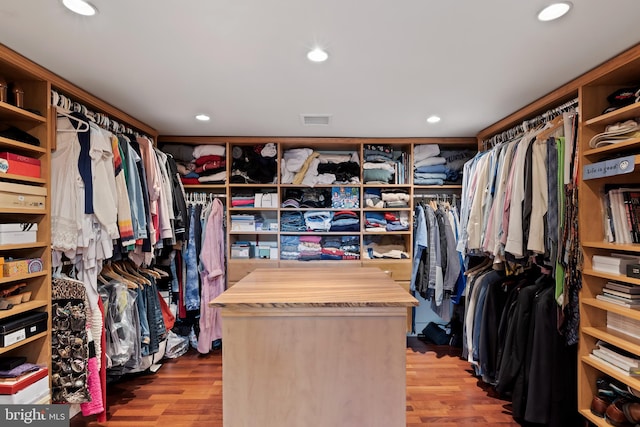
[209,267,419,308]
[70,339,521,427]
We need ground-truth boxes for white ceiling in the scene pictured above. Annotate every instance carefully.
[0,1,639,138]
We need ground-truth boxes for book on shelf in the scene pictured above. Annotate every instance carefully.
[590,352,640,377]
[596,340,640,368]
[603,186,640,244]
[605,281,640,295]
[608,324,640,340]
[603,288,640,300]
[588,354,635,377]
[596,294,640,308]
[607,311,640,339]
[592,254,639,275]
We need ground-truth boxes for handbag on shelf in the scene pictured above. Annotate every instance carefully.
[254,192,278,208]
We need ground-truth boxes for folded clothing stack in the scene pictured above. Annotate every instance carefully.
[230,193,254,208]
[280,235,300,260]
[280,211,306,232]
[381,189,409,208]
[280,188,331,209]
[298,235,322,261]
[329,210,359,232]
[414,144,446,185]
[363,235,409,259]
[164,144,227,185]
[230,143,277,184]
[363,144,395,184]
[414,145,474,185]
[304,211,333,232]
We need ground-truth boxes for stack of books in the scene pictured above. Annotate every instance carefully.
[608,311,640,339]
[596,281,640,308]
[602,186,640,244]
[592,254,640,275]
[590,340,640,377]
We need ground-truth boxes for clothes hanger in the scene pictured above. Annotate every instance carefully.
[152,267,170,278]
[535,115,564,142]
[101,263,138,289]
[114,261,151,286]
[56,107,90,132]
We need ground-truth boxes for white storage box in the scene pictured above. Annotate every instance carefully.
[254,193,278,208]
[0,223,37,244]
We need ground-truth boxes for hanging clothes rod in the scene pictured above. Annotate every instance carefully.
[51,89,153,141]
[482,97,578,150]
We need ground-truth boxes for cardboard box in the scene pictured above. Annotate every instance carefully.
[2,259,28,277]
[0,182,45,210]
[0,152,41,178]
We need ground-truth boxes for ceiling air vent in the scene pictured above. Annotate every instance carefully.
[300,114,332,126]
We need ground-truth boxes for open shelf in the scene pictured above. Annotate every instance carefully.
[0,271,47,285]
[0,173,45,185]
[0,136,46,154]
[0,331,48,356]
[0,241,47,251]
[0,101,46,123]
[582,355,640,390]
[583,268,640,286]
[0,300,48,321]
[584,138,640,157]
[182,184,227,189]
[582,298,640,321]
[585,103,640,127]
[582,241,640,252]
[578,409,608,427]
[582,326,640,356]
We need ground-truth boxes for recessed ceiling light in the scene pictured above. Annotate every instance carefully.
[537,2,572,22]
[307,48,329,63]
[426,115,441,124]
[195,114,210,122]
[62,0,97,16]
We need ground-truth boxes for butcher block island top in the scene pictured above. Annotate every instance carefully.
[209,267,419,308]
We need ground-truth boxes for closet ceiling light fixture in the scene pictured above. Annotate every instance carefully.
[426,115,441,124]
[62,0,97,16]
[537,2,572,22]
[307,48,329,63]
[195,114,211,122]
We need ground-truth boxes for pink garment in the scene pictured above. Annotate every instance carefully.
[197,198,225,354]
[80,357,104,416]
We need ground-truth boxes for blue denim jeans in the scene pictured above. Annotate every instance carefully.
[184,206,201,311]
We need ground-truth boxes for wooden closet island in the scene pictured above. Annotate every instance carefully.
[210,267,418,427]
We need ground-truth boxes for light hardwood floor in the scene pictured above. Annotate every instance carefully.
[70,338,523,427]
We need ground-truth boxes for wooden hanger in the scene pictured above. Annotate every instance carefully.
[535,115,564,143]
[464,256,492,276]
[114,261,151,286]
[152,267,169,278]
[101,263,138,289]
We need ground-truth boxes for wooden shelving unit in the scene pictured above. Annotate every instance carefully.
[0,46,52,395]
[158,136,476,285]
[577,44,640,423]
